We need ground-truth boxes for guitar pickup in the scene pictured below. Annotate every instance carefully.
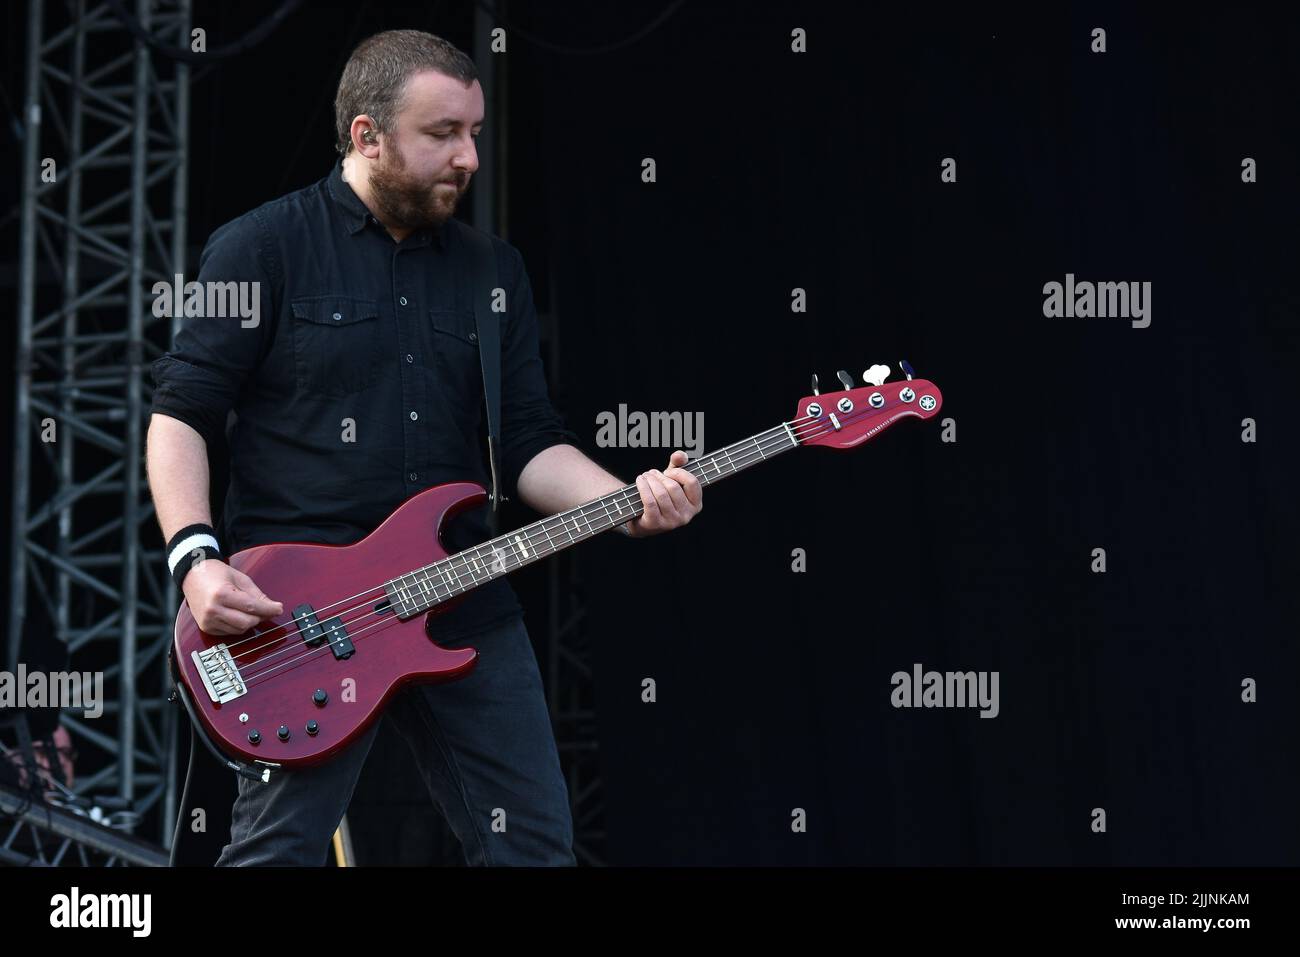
[293,604,326,646]
[293,604,354,659]
[320,617,354,660]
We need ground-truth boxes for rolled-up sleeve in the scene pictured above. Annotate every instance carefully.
[149,211,278,447]
[497,245,580,498]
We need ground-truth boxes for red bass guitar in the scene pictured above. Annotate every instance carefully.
[171,366,943,779]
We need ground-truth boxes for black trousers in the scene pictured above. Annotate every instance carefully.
[215,615,576,866]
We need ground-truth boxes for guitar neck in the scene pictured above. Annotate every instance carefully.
[385,420,803,617]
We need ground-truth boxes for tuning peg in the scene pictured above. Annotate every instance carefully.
[836,370,854,390]
[862,364,890,387]
[810,374,820,396]
[899,359,915,381]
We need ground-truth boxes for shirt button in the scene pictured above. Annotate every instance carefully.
[468,332,478,342]
[332,312,342,321]
[405,354,414,363]
[409,472,417,482]
[409,410,418,421]
[399,296,408,306]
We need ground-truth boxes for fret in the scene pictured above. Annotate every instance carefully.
[443,563,463,597]
[512,533,531,559]
[609,492,629,519]
[491,543,510,574]
[538,520,558,555]
[520,525,541,557]
[599,498,617,530]
[385,579,408,616]
[396,574,415,610]
[457,558,476,591]
[434,564,454,595]
[414,572,433,612]
[421,572,441,608]
[416,573,434,612]
[755,438,767,460]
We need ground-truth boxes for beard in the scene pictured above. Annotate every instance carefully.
[367,143,465,231]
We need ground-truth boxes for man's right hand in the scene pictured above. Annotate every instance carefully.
[182,558,284,635]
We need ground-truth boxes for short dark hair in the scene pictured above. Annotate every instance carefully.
[334,30,478,156]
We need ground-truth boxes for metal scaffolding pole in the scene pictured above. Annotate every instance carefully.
[9,0,192,847]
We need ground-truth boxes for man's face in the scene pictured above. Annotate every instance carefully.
[368,70,484,231]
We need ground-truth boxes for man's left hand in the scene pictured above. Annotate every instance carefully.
[626,450,702,538]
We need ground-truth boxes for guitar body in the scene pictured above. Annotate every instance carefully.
[171,482,486,769]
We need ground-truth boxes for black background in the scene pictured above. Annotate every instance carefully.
[2,1,1297,866]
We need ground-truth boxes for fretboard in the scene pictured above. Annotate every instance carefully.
[383,418,804,617]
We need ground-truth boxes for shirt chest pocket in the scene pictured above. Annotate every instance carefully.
[290,296,383,397]
[429,309,484,429]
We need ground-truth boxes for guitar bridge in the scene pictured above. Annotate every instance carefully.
[191,644,247,704]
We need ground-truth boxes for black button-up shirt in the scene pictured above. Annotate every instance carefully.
[150,160,578,638]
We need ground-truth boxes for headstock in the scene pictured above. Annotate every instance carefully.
[791,360,943,449]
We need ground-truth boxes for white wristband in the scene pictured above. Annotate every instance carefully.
[167,533,221,575]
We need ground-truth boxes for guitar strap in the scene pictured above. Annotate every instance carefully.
[458,219,506,515]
